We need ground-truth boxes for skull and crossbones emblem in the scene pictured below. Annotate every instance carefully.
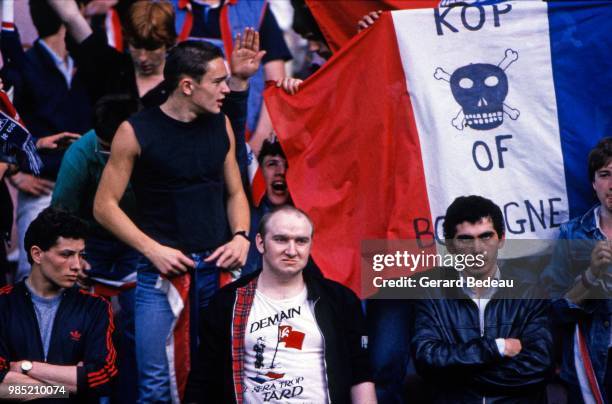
[434,49,520,131]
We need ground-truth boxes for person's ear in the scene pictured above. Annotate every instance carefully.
[256,233,265,254]
[30,245,44,265]
[179,78,194,96]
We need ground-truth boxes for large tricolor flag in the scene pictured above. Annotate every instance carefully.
[265,1,612,295]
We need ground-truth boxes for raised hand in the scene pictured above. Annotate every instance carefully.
[230,27,266,81]
[590,241,612,278]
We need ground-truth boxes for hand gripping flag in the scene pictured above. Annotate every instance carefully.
[246,142,266,207]
[305,0,439,52]
[264,1,612,297]
[0,91,42,175]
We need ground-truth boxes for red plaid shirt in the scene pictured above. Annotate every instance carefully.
[231,277,258,404]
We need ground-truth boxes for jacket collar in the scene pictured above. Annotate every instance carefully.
[32,39,72,84]
[15,279,75,300]
[578,204,601,236]
[303,267,325,301]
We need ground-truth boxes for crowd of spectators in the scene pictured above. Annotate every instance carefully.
[0,1,609,403]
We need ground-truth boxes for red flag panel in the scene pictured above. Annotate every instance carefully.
[305,0,438,52]
[265,13,432,296]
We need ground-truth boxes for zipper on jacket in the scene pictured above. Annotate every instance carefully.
[46,291,68,362]
[466,297,488,404]
[478,298,484,337]
[312,296,332,403]
[23,288,49,361]
[478,298,492,404]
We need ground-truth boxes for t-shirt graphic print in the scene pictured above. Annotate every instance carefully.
[243,287,329,403]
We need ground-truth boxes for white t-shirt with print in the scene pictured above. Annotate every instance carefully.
[243,287,329,403]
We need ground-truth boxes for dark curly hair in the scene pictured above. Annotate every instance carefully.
[443,195,505,240]
[93,94,139,144]
[588,137,612,182]
[24,207,89,264]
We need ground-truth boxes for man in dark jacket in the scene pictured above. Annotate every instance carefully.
[186,205,376,403]
[411,195,553,403]
[0,207,116,402]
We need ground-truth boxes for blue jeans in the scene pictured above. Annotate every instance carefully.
[135,252,219,403]
[85,237,140,404]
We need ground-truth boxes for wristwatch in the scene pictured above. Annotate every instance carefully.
[233,231,250,242]
[20,360,33,374]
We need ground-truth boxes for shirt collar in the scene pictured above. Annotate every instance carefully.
[38,39,74,87]
[24,277,64,302]
[593,206,608,239]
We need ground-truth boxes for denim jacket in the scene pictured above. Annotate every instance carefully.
[540,205,612,388]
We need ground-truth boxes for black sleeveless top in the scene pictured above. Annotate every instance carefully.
[129,107,230,253]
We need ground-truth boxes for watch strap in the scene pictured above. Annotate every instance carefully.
[233,231,249,242]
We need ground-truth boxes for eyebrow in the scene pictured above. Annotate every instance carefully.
[213,74,229,82]
[456,231,495,239]
[271,234,310,239]
[57,250,84,257]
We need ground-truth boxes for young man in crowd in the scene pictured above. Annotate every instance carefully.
[173,0,293,157]
[50,0,266,188]
[243,138,291,276]
[0,207,116,402]
[411,195,553,402]
[541,137,612,403]
[186,206,376,403]
[94,40,252,402]
[290,0,332,65]
[52,94,140,403]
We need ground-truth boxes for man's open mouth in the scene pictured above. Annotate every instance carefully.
[272,181,287,191]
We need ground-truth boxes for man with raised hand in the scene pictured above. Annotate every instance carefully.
[93,39,254,402]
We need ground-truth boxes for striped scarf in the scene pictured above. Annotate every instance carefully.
[0,91,42,175]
